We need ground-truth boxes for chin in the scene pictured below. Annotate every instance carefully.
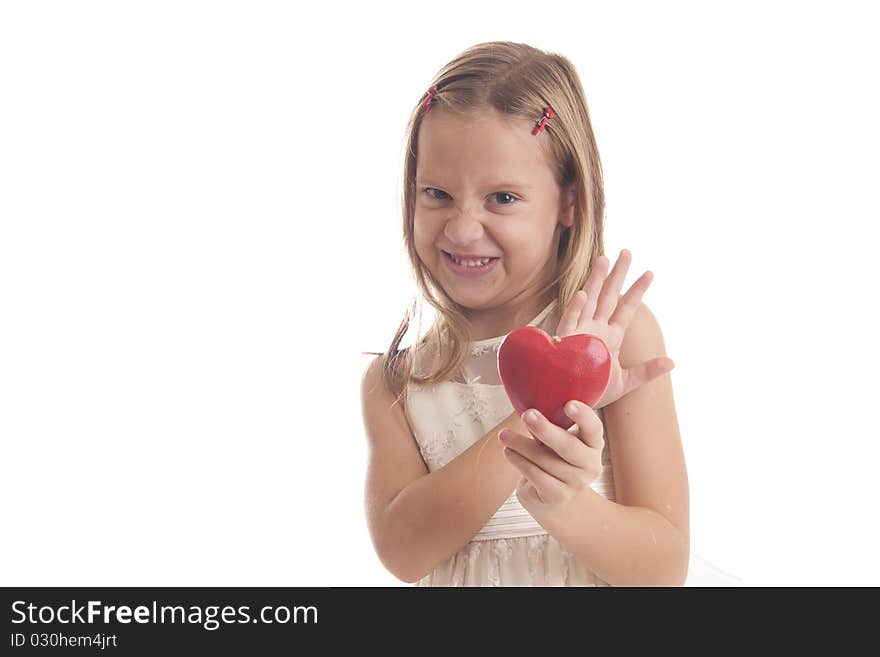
[449,291,498,312]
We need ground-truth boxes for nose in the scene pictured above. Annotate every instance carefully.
[443,208,485,247]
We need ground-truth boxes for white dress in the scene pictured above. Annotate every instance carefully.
[404,299,741,587]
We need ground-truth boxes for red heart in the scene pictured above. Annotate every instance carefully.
[498,326,612,428]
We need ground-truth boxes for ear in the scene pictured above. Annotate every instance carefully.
[558,183,576,228]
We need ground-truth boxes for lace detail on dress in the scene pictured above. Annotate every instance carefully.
[470,341,501,358]
[455,384,494,425]
[494,538,514,561]
[450,556,464,587]
[487,538,515,587]
[561,544,572,586]
[466,542,483,586]
[527,535,546,583]
[417,427,458,471]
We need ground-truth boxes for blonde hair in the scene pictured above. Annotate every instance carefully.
[378,41,606,406]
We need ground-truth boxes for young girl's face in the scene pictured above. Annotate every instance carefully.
[413,107,573,313]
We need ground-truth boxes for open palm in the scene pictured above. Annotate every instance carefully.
[554,249,674,410]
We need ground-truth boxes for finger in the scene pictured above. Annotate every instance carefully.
[503,448,568,502]
[579,255,609,323]
[608,270,653,331]
[620,357,676,398]
[521,409,594,469]
[594,249,632,321]
[563,401,606,451]
[501,426,587,486]
[556,289,588,337]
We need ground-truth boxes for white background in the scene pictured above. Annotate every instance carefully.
[1,1,877,586]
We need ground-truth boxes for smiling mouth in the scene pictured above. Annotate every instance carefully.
[443,251,500,267]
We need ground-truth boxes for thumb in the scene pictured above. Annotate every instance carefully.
[623,357,675,395]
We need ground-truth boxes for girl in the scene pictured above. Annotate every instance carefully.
[361,41,739,586]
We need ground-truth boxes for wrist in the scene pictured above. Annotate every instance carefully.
[534,483,601,528]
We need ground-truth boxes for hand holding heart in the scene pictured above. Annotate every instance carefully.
[499,401,604,513]
[555,249,674,410]
[497,249,675,514]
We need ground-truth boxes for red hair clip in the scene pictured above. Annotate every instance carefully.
[422,85,439,113]
[532,107,555,135]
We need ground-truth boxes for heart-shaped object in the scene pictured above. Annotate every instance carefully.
[498,326,612,428]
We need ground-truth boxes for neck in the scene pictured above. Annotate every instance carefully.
[463,287,557,342]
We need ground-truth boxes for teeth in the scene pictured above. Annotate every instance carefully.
[450,254,493,267]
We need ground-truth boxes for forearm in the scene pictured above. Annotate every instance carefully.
[536,488,689,586]
[382,411,527,582]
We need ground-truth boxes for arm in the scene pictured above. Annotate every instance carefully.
[533,488,688,586]
[361,355,529,583]
[531,303,690,586]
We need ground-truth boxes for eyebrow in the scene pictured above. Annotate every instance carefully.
[416,178,534,190]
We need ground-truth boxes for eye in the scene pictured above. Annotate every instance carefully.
[421,188,519,205]
[491,192,518,205]
[423,187,450,200]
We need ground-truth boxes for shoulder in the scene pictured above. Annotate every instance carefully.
[361,353,398,410]
[361,353,385,394]
[360,351,421,461]
[361,348,416,416]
